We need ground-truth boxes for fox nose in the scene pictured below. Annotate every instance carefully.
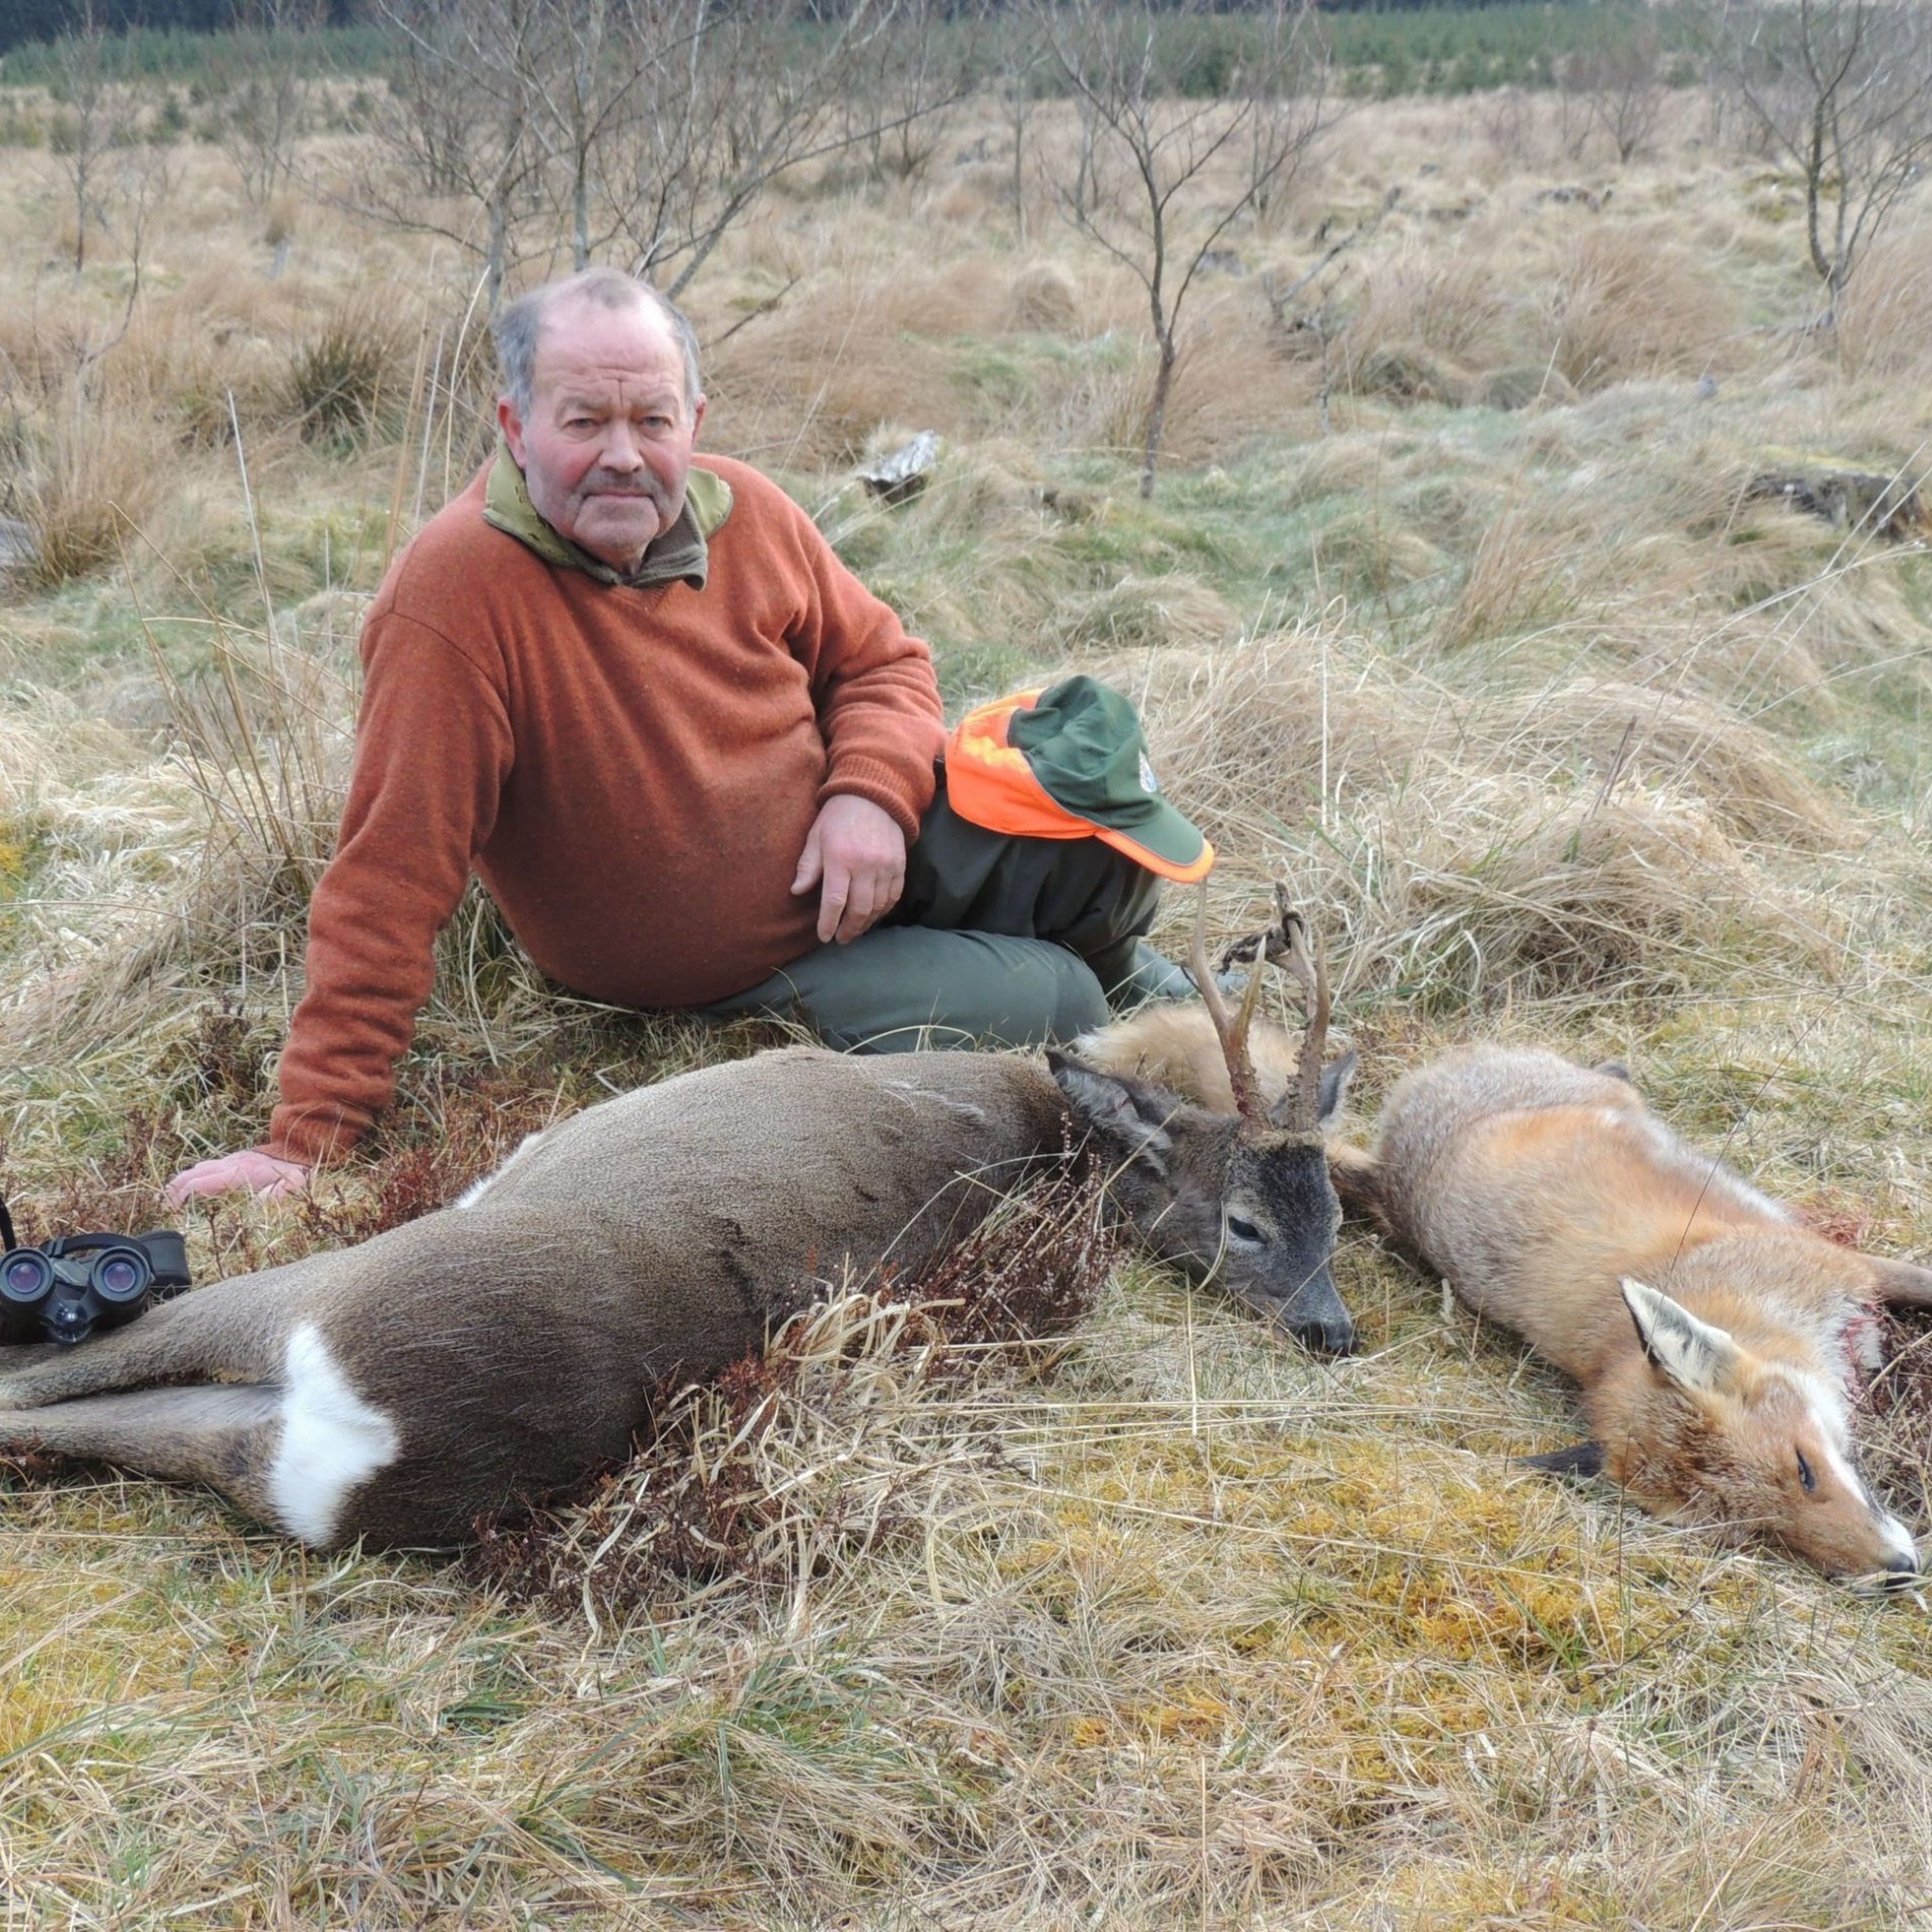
[1880,1549,1921,1587]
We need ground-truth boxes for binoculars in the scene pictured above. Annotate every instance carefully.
[0,1200,191,1347]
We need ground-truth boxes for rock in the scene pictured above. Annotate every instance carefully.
[1478,365,1578,412]
[1041,485,1103,524]
[1352,345,1460,406]
[0,515,37,574]
[1744,462,1926,540]
[857,431,940,507]
[1535,185,1611,213]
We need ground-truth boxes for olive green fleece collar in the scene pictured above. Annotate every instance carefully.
[482,441,733,589]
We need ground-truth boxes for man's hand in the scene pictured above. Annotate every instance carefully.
[791,795,907,945]
[165,1150,312,1206]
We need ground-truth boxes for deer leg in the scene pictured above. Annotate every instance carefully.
[0,1383,283,1528]
[0,1283,280,1410]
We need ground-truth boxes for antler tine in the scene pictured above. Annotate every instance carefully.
[1190,886,1269,1128]
[1282,904,1332,1133]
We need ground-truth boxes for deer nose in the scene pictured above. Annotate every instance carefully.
[1289,1312,1356,1357]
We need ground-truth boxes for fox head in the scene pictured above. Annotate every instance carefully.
[1535,1278,1920,1586]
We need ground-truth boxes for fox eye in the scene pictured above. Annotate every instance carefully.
[1226,1215,1263,1244]
[1796,1450,1816,1493]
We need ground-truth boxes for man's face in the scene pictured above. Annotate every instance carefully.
[498,298,706,573]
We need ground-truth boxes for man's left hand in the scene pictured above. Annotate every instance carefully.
[791,795,907,945]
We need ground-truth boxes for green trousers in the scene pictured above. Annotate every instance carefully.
[701,782,1165,1053]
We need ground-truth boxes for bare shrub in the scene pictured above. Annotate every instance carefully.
[1710,0,1932,305]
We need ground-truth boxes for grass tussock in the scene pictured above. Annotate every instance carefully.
[1540,226,1738,390]
[286,295,405,441]
[12,391,171,589]
[1834,216,1932,384]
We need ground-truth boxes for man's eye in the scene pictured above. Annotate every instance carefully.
[1796,1450,1816,1493]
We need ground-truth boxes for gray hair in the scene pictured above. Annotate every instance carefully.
[492,268,703,421]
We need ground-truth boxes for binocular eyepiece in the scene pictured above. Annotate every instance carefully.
[0,1229,190,1347]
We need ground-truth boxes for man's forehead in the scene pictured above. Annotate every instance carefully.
[535,299,685,390]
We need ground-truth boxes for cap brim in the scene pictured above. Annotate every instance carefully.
[1094,817,1215,883]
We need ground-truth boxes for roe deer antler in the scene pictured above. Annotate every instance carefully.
[1189,886,1270,1130]
[1275,885,1332,1133]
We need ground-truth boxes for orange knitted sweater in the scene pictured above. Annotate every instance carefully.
[266,455,943,1165]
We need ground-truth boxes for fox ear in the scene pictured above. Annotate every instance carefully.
[1863,1255,1932,1309]
[1622,1277,1743,1394]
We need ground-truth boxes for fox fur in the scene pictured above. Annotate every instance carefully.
[1334,1045,1932,1582]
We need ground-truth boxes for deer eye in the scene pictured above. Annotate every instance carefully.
[1226,1215,1264,1244]
[1796,1450,1816,1493]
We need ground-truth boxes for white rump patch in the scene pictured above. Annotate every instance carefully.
[268,1324,400,1546]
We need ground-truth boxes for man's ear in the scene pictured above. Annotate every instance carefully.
[498,395,527,466]
[1047,1051,1177,1173]
[1622,1277,1744,1394]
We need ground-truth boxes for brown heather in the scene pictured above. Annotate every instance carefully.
[2,82,1932,1930]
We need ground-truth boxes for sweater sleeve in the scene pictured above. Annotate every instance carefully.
[265,612,513,1166]
[780,496,943,839]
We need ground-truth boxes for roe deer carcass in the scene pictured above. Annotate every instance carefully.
[1333,1045,1932,1583]
[0,909,1361,1548]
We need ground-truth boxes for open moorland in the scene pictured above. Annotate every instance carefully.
[3,39,1932,1929]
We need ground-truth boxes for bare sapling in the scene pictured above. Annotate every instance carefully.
[1333,1045,1932,1584]
[1042,0,1332,497]
[1705,0,1932,313]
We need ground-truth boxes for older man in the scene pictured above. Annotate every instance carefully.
[168,268,1191,1201]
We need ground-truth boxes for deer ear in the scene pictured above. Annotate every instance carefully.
[1621,1277,1743,1394]
[1047,1052,1175,1171]
[1520,1441,1604,1480]
[1862,1255,1932,1308]
[1266,1049,1359,1132]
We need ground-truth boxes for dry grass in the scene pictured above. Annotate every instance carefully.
[3,85,1932,1932]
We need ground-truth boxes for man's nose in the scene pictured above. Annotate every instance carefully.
[599,424,645,471]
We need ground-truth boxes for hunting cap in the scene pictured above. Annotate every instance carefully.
[943,676,1214,882]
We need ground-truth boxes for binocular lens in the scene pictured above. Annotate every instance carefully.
[1,1250,53,1302]
[90,1248,150,1304]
